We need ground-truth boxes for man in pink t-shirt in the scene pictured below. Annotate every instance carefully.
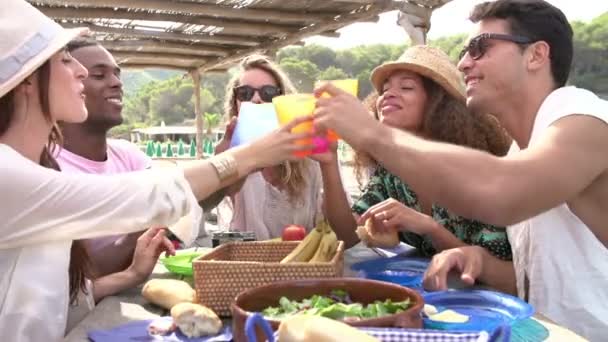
[57,41,151,277]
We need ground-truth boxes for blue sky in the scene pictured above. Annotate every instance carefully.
[305,0,608,49]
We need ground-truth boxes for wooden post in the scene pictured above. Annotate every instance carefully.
[397,0,453,45]
[191,70,204,159]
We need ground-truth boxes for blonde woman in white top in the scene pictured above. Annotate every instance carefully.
[214,55,326,240]
[0,2,313,341]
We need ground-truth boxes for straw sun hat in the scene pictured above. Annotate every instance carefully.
[370,45,466,102]
[0,0,88,98]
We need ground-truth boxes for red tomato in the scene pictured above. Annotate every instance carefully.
[282,225,307,241]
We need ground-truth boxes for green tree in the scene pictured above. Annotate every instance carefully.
[203,112,222,141]
[318,66,349,81]
[276,46,303,63]
[430,34,467,62]
[300,44,337,70]
[201,72,230,115]
[279,57,320,92]
[569,12,608,95]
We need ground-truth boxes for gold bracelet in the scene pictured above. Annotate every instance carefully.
[209,153,238,182]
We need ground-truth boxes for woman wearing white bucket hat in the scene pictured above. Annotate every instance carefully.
[0,1,312,341]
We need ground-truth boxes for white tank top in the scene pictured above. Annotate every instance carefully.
[507,86,608,341]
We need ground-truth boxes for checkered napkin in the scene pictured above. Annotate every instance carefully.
[271,328,497,342]
[358,328,490,342]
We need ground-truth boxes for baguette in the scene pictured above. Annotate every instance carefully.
[141,279,196,310]
[278,315,379,342]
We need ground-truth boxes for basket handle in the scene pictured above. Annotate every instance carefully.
[245,312,275,342]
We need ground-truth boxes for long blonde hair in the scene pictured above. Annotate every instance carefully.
[224,55,311,201]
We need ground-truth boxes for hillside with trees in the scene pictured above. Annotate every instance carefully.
[113,13,607,138]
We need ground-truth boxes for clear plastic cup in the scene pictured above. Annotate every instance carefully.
[230,102,279,147]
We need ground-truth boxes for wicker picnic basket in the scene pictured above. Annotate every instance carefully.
[192,240,345,317]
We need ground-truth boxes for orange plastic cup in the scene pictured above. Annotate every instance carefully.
[314,79,359,141]
[272,94,316,157]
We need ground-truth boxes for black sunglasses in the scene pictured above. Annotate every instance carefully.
[234,85,282,103]
[459,33,534,61]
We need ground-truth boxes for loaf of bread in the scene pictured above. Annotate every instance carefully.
[278,315,379,342]
[141,279,196,310]
[356,217,400,248]
[170,303,222,338]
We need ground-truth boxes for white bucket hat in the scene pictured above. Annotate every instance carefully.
[0,0,87,98]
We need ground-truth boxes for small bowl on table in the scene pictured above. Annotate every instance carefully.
[231,277,424,342]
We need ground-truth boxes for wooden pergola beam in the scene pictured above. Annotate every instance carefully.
[198,1,398,72]
[101,40,230,57]
[30,0,339,24]
[60,22,260,47]
[38,6,300,37]
[116,57,200,68]
[119,63,192,71]
[111,51,211,63]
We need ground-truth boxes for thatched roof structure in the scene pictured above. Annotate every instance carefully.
[28,0,452,157]
[29,0,408,72]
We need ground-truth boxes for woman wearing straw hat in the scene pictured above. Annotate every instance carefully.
[318,45,513,260]
[0,1,312,341]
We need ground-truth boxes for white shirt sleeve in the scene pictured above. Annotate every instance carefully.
[0,145,200,249]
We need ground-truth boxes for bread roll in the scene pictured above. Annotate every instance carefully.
[278,315,379,342]
[170,303,222,338]
[141,279,196,310]
[356,217,399,248]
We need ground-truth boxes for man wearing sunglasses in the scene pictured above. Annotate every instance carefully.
[312,0,607,339]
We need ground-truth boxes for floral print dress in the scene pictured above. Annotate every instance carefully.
[352,166,512,260]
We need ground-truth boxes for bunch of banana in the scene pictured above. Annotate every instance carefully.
[308,222,339,263]
[280,221,340,264]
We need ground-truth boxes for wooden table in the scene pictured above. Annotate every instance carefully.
[64,245,586,342]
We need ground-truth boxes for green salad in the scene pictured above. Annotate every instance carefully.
[261,289,412,321]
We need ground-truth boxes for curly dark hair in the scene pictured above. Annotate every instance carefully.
[353,77,512,186]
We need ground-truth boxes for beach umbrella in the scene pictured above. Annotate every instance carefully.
[203,138,213,155]
[177,140,185,156]
[189,139,196,157]
[145,141,154,157]
[166,142,174,157]
[155,142,162,157]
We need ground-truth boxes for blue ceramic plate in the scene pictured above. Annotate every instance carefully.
[351,256,430,289]
[423,290,534,333]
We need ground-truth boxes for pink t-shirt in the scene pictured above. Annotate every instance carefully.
[56,139,151,266]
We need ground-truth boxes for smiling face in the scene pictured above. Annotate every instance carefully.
[70,44,124,130]
[48,50,88,123]
[376,70,428,132]
[457,18,530,118]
